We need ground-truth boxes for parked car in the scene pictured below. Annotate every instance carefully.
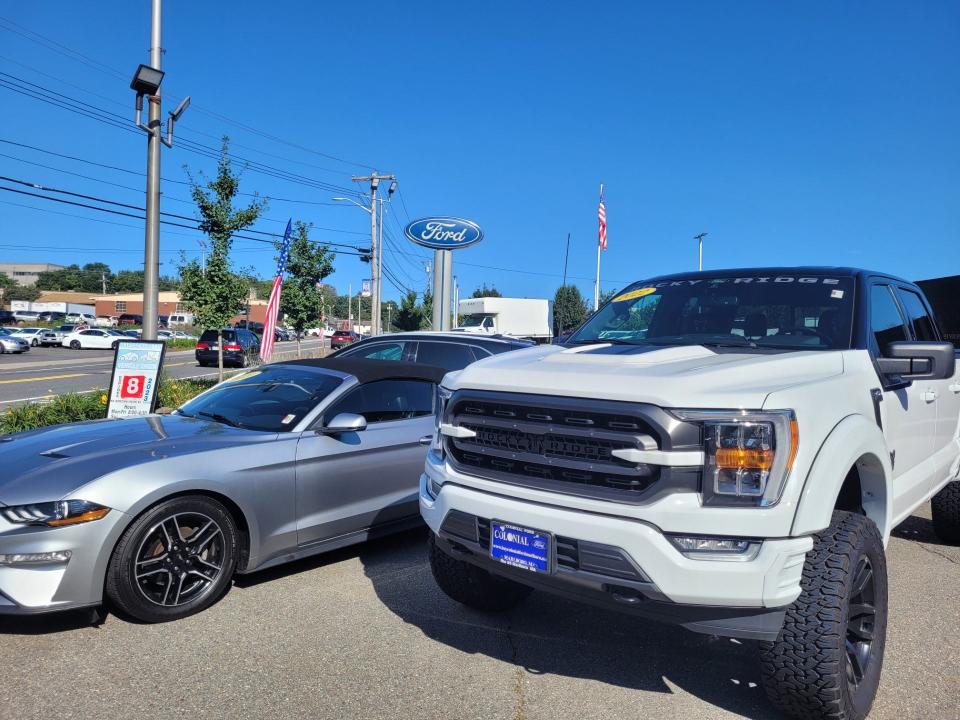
[38,329,61,347]
[37,311,65,323]
[0,358,447,622]
[157,330,174,341]
[13,310,40,324]
[168,313,194,327]
[330,330,361,349]
[195,328,260,367]
[170,330,197,341]
[422,266,960,720]
[0,310,15,325]
[158,315,169,329]
[233,320,264,335]
[0,328,30,354]
[9,327,45,347]
[333,331,534,370]
[95,315,119,327]
[61,328,127,350]
[122,329,141,339]
[64,313,96,325]
[117,313,144,326]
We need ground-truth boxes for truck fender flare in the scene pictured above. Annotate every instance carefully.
[791,413,893,543]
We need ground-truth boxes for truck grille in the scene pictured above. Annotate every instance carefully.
[446,393,668,500]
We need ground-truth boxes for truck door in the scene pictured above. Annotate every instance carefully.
[894,286,960,481]
[869,283,937,520]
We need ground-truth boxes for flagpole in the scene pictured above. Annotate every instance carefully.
[594,183,603,310]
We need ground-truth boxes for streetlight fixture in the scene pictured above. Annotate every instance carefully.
[130,64,164,95]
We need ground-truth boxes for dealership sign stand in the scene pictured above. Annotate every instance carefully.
[403,217,483,331]
[106,340,166,419]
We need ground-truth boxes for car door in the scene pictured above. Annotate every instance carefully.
[294,378,436,547]
[412,340,479,371]
[894,286,960,481]
[338,340,411,362]
[870,283,938,520]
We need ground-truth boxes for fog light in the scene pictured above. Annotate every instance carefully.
[0,550,72,565]
[429,477,442,498]
[667,535,761,561]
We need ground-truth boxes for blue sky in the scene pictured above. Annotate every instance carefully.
[1,1,958,303]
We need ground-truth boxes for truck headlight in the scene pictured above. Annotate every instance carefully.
[0,500,110,527]
[432,386,453,458]
[673,409,798,507]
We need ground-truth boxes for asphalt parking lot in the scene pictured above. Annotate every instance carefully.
[1,505,956,720]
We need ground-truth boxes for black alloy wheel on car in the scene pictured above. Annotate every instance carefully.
[760,510,888,720]
[70,340,81,350]
[106,495,238,622]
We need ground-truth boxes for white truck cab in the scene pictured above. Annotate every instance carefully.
[421,267,960,720]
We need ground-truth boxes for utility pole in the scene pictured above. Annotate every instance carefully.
[101,271,107,295]
[351,173,396,336]
[198,239,207,272]
[348,282,352,327]
[694,232,708,272]
[559,232,570,335]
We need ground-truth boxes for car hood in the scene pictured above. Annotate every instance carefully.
[445,343,845,409]
[0,415,276,506]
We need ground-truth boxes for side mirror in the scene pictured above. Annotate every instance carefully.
[319,412,367,435]
[877,341,956,380]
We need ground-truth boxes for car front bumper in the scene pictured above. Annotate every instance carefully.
[0,509,129,614]
[420,462,813,640]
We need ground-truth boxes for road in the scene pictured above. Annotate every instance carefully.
[0,505,956,720]
[0,338,329,407]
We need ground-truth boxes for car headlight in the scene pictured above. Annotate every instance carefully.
[673,409,798,507]
[0,500,110,527]
[432,386,453,458]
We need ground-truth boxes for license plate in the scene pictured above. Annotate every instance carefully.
[490,521,550,573]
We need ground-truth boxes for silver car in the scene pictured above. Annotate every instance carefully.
[0,358,445,621]
[0,329,30,354]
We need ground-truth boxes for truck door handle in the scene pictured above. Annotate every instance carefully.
[419,435,433,446]
[950,383,960,394]
[922,390,938,403]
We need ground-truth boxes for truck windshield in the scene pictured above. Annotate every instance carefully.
[569,274,855,350]
[461,314,494,329]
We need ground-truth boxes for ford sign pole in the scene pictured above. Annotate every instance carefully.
[405,217,484,332]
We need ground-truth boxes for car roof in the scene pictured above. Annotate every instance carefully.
[349,331,533,346]
[278,357,448,385]
[638,266,913,285]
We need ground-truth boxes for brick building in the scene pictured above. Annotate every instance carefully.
[91,292,270,325]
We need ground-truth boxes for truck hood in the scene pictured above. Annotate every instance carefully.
[0,416,275,506]
[445,343,845,409]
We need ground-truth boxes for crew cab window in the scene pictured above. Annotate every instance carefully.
[340,342,406,361]
[896,289,938,342]
[325,379,435,424]
[870,285,909,350]
[415,341,477,370]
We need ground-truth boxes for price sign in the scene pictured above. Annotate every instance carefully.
[106,341,166,419]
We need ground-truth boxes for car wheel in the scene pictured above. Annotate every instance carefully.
[31,338,38,346]
[931,480,960,544]
[759,510,887,720]
[238,352,248,369]
[428,534,533,611]
[70,340,81,350]
[105,495,239,622]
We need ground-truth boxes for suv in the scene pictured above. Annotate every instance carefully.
[421,267,960,720]
[117,314,143,326]
[333,332,534,370]
[195,329,260,367]
[0,310,15,326]
[330,330,361,349]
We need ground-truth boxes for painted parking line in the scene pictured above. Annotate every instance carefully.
[0,372,89,385]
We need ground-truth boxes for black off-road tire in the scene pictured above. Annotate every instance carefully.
[428,534,533,611]
[105,495,238,623]
[931,480,960,544]
[760,511,888,720]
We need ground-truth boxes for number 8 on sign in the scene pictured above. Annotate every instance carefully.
[119,375,146,400]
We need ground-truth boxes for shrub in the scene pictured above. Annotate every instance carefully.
[0,376,214,435]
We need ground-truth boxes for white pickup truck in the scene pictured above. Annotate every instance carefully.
[420,267,960,720]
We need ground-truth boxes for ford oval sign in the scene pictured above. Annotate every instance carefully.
[404,217,483,250]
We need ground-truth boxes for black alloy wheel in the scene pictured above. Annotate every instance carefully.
[845,556,877,689]
[105,496,238,622]
[70,340,81,350]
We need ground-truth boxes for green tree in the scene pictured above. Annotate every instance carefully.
[598,288,618,305]
[279,221,335,357]
[177,138,266,380]
[2,284,40,303]
[420,289,434,329]
[554,284,589,334]
[393,290,424,331]
[472,284,502,298]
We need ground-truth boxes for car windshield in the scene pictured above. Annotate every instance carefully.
[568,273,856,351]
[177,365,343,432]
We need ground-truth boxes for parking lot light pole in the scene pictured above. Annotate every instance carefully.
[694,232,707,272]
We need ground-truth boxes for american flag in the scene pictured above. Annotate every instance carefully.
[598,184,607,250]
[260,219,293,361]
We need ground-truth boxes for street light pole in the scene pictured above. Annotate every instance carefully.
[141,0,163,341]
[694,232,708,272]
[349,173,395,336]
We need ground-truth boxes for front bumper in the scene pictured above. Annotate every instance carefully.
[0,509,128,614]
[420,465,813,640]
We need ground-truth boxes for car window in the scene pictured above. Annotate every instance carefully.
[341,341,406,361]
[415,341,476,370]
[870,285,908,351]
[896,288,938,342]
[324,379,435,424]
[469,345,494,361]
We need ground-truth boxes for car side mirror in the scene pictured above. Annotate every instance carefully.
[319,412,367,435]
[877,341,956,380]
